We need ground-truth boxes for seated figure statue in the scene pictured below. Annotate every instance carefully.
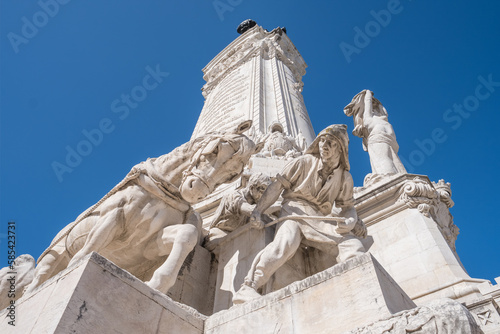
[233,124,366,304]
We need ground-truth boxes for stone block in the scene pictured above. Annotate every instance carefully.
[0,252,206,334]
[467,296,500,334]
[354,174,487,304]
[167,245,217,316]
[344,298,482,334]
[211,224,275,313]
[205,253,416,334]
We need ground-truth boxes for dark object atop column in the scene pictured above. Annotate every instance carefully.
[237,19,257,34]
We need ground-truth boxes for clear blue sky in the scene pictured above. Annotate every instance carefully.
[1,1,499,283]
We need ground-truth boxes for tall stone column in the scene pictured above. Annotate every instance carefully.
[191,22,315,145]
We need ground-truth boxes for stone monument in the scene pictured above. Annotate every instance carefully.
[1,21,498,334]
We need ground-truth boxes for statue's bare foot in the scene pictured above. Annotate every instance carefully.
[232,284,261,304]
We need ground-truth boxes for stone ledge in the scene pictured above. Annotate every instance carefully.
[0,252,206,334]
[205,253,416,333]
[343,298,482,334]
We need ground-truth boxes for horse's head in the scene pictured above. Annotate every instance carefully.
[180,121,262,203]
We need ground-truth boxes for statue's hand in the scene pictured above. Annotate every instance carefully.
[336,217,356,234]
[249,210,265,230]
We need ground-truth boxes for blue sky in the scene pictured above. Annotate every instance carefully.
[1,1,499,283]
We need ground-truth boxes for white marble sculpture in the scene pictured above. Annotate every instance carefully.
[233,124,366,304]
[257,122,303,159]
[344,89,407,185]
[25,121,260,295]
[433,179,459,251]
[208,172,272,236]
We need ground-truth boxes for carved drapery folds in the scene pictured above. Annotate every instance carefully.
[399,177,459,251]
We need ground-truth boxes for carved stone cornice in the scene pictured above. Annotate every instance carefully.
[201,25,307,98]
[354,174,460,253]
[353,174,423,226]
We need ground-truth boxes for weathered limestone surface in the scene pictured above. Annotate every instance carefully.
[466,277,500,334]
[206,253,416,334]
[208,224,275,313]
[344,298,482,334]
[166,245,217,316]
[0,252,206,334]
[208,221,341,313]
[1,252,482,334]
[354,174,487,305]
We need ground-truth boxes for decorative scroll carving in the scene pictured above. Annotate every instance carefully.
[399,177,438,217]
[399,177,460,251]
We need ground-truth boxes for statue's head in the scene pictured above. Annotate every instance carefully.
[306,124,350,171]
[247,172,271,202]
[180,121,263,203]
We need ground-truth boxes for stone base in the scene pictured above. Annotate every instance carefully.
[1,252,481,334]
[354,174,487,305]
[344,298,482,334]
[166,245,217,316]
[0,252,206,334]
[206,253,417,333]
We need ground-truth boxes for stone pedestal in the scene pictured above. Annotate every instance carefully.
[465,278,500,334]
[3,252,482,334]
[354,174,487,305]
[206,253,416,333]
[0,252,205,334]
[344,298,482,334]
[167,245,217,316]
[207,221,338,314]
[207,224,275,313]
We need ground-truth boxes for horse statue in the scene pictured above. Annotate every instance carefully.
[25,121,261,295]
